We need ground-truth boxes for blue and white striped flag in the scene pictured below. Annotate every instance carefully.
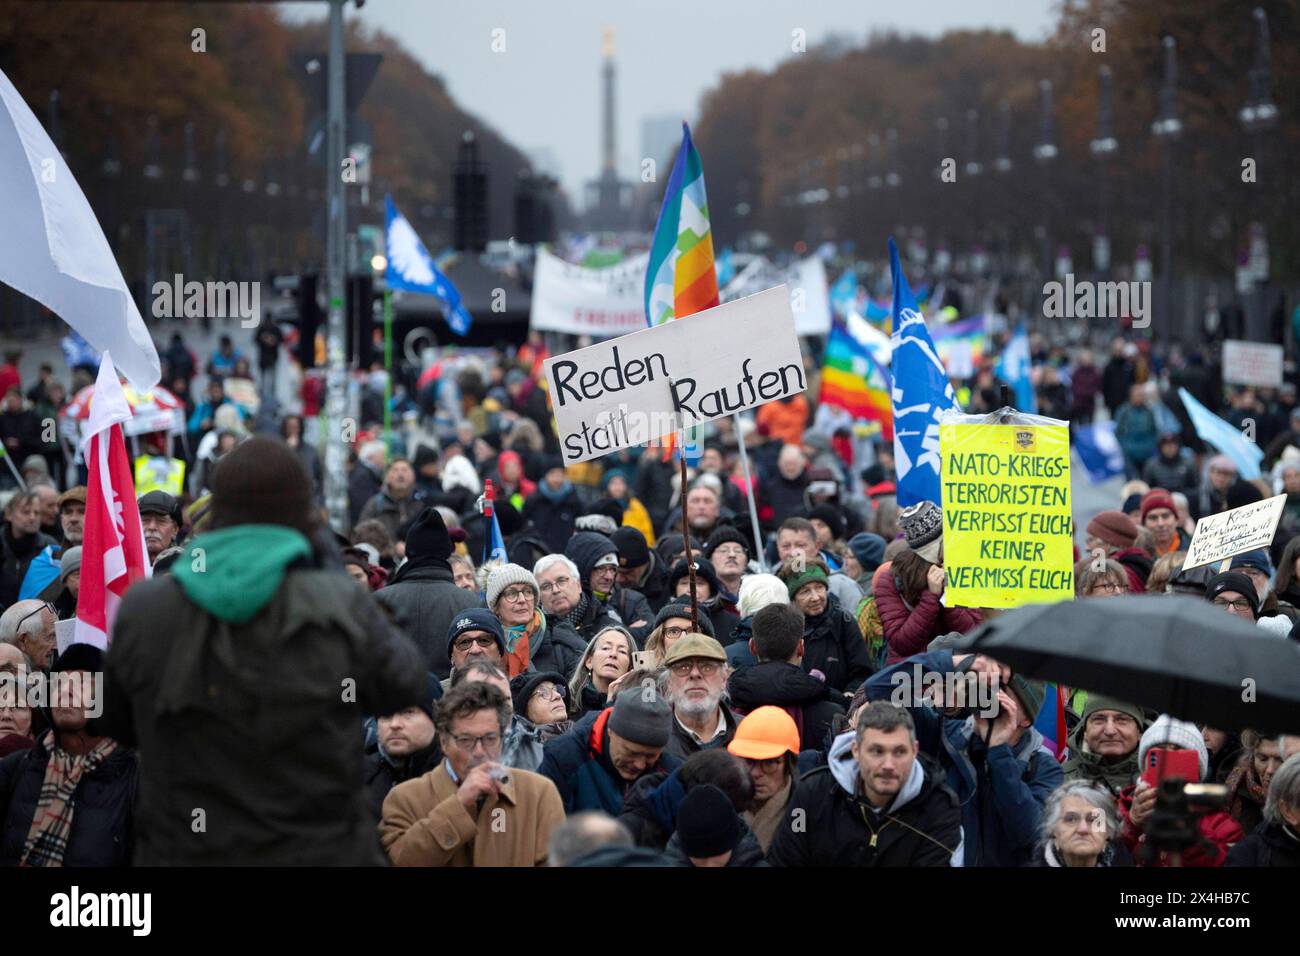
[1074,420,1126,483]
[888,238,962,507]
[385,195,472,336]
[1178,387,1263,480]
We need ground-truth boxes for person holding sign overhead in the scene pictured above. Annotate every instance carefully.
[875,501,982,665]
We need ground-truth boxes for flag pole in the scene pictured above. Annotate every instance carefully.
[0,448,27,491]
[731,414,766,572]
[383,286,393,457]
[668,378,700,631]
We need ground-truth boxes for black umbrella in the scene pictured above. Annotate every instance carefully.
[956,595,1300,734]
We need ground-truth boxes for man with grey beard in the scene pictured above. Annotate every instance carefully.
[661,633,739,760]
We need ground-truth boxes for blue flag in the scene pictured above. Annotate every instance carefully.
[1178,387,1263,479]
[484,508,508,567]
[385,195,472,336]
[830,268,857,319]
[888,238,961,507]
[997,323,1038,414]
[1074,421,1126,483]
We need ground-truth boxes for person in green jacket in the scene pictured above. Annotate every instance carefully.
[1062,696,1147,799]
[102,437,426,865]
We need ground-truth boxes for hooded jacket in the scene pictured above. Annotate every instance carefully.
[727,660,845,752]
[865,650,1064,867]
[0,732,138,867]
[767,732,962,866]
[102,525,426,865]
[537,708,682,816]
[375,559,481,679]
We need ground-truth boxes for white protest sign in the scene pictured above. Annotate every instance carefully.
[528,247,650,336]
[1222,340,1284,388]
[721,256,831,335]
[543,285,805,464]
[1182,493,1286,572]
[55,618,77,655]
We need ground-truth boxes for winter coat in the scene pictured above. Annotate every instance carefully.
[630,552,672,614]
[865,650,1064,867]
[663,705,741,761]
[756,395,809,448]
[634,457,676,536]
[1112,547,1152,593]
[379,761,565,867]
[526,614,589,679]
[348,460,384,528]
[102,527,427,865]
[759,473,809,530]
[727,660,845,752]
[608,586,654,642]
[357,489,429,542]
[1101,357,1134,414]
[875,570,983,665]
[800,605,875,695]
[0,526,57,609]
[0,735,138,867]
[1069,365,1102,419]
[521,486,584,554]
[1225,820,1300,867]
[1141,453,1198,498]
[767,735,961,867]
[618,769,680,848]
[664,819,769,867]
[374,560,481,679]
[549,594,623,646]
[1027,839,1134,867]
[538,708,682,815]
[1061,719,1140,798]
[363,741,442,818]
[1113,402,1158,463]
[1117,783,1242,867]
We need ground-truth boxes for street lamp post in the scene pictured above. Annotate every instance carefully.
[1090,65,1118,279]
[1032,80,1058,336]
[1151,36,1182,345]
[1239,7,1277,344]
[323,0,351,533]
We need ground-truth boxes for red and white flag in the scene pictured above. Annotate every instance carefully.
[74,352,151,650]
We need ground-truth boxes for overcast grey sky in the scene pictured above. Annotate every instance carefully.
[279,0,1056,205]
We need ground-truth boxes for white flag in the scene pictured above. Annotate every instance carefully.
[0,66,159,388]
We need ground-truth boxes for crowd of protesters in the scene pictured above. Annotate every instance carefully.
[0,322,1298,870]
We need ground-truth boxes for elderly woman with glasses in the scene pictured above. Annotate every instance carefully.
[1074,558,1130,599]
[642,600,717,669]
[567,626,637,718]
[485,563,587,679]
[1031,782,1132,867]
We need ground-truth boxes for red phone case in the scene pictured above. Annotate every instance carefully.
[1141,748,1200,788]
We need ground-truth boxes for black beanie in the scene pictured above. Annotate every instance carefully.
[807,503,846,541]
[412,444,440,471]
[669,557,724,597]
[509,671,567,719]
[1205,571,1261,618]
[587,497,625,526]
[405,507,454,562]
[611,526,650,569]
[705,525,750,559]
[676,784,741,859]
[653,600,715,637]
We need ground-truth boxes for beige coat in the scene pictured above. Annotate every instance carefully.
[380,762,565,867]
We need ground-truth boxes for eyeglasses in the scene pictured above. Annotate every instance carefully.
[1089,581,1123,594]
[668,659,721,677]
[1212,597,1254,612]
[499,587,535,603]
[453,635,499,652]
[1060,810,1106,829]
[539,576,573,594]
[14,602,55,633]
[742,756,785,773]
[533,684,566,702]
[712,545,747,559]
[449,731,502,752]
[662,625,692,639]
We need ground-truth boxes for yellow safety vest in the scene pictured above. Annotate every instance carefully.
[134,456,185,497]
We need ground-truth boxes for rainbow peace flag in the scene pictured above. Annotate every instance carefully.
[819,322,894,441]
[644,122,719,327]
[929,314,989,372]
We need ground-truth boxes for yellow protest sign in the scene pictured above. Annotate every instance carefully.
[940,422,1074,608]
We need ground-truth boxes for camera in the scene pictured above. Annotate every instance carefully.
[1140,778,1229,861]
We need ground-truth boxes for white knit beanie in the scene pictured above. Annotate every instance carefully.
[1138,715,1208,781]
[486,563,539,611]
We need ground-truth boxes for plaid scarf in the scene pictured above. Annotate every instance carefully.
[563,593,590,629]
[1225,759,1268,825]
[21,731,118,867]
